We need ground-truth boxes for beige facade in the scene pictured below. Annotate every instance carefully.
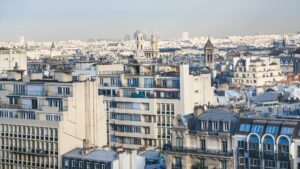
[98,63,215,150]
[165,108,238,169]
[232,56,284,87]
[0,71,107,169]
[0,49,27,75]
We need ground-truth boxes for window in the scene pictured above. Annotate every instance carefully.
[221,160,227,169]
[201,121,208,130]
[281,127,294,135]
[176,137,183,149]
[32,99,38,109]
[250,159,260,166]
[200,139,206,151]
[101,164,107,169]
[239,124,251,132]
[144,127,150,134]
[64,159,69,167]
[251,125,264,134]
[94,163,100,169]
[297,146,300,157]
[71,160,76,168]
[265,126,279,135]
[222,140,228,152]
[264,160,275,168]
[174,157,182,167]
[238,141,246,149]
[86,162,91,169]
[212,121,218,130]
[78,161,84,168]
[279,162,289,169]
[223,122,229,131]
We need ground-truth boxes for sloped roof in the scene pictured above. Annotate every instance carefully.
[204,38,214,49]
[251,92,279,103]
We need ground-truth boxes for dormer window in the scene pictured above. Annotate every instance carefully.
[223,122,229,131]
[201,121,208,130]
[212,121,218,130]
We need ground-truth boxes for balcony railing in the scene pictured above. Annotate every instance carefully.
[8,90,73,97]
[263,151,275,159]
[166,147,233,157]
[277,152,291,161]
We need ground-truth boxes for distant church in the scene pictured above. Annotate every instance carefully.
[204,38,216,69]
[134,31,160,62]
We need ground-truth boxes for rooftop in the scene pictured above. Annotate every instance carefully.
[63,148,117,162]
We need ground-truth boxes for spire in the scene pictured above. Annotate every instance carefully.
[204,38,214,49]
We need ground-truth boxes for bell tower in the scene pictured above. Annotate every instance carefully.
[136,32,144,51]
[204,38,215,69]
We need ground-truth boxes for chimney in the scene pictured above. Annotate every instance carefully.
[82,139,92,155]
[193,105,205,116]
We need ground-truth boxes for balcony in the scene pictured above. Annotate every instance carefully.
[248,150,260,158]
[0,102,22,109]
[166,146,233,157]
[2,146,50,156]
[8,90,72,97]
[263,151,275,159]
[277,152,291,161]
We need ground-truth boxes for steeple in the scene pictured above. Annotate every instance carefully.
[50,42,55,57]
[204,38,214,49]
[204,38,216,69]
[135,31,144,51]
[151,33,159,51]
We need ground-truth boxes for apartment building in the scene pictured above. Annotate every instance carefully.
[62,147,145,169]
[0,70,107,169]
[233,116,300,169]
[232,56,284,87]
[164,106,239,169]
[0,48,27,75]
[97,63,215,149]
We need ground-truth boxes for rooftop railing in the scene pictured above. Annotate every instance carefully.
[166,146,233,157]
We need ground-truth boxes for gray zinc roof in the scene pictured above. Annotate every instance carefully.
[63,148,117,162]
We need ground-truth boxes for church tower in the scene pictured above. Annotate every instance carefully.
[204,38,215,69]
[151,33,159,51]
[136,32,144,51]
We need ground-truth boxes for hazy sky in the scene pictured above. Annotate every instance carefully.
[0,0,299,41]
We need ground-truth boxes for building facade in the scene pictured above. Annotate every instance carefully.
[0,70,107,169]
[97,64,215,149]
[232,56,284,87]
[164,107,239,169]
[233,117,300,169]
[0,48,27,75]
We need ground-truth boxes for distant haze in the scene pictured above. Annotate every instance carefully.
[0,0,299,41]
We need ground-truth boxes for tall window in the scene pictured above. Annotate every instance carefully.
[32,99,38,109]
[201,121,208,130]
[297,146,300,157]
[223,122,229,131]
[222,140,228,153]
[200,139,206,151]
[212,121,218,130]
[176,137,183,149]
[221,160,227,169]
[174,157,182,167]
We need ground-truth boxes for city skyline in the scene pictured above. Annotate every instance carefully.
[0,0,300,41]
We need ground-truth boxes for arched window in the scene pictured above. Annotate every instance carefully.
[263,136,274,152]
[278,137,289,153]
[248,134,259,150]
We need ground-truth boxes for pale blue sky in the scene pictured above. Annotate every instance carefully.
[0,0,299,41]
